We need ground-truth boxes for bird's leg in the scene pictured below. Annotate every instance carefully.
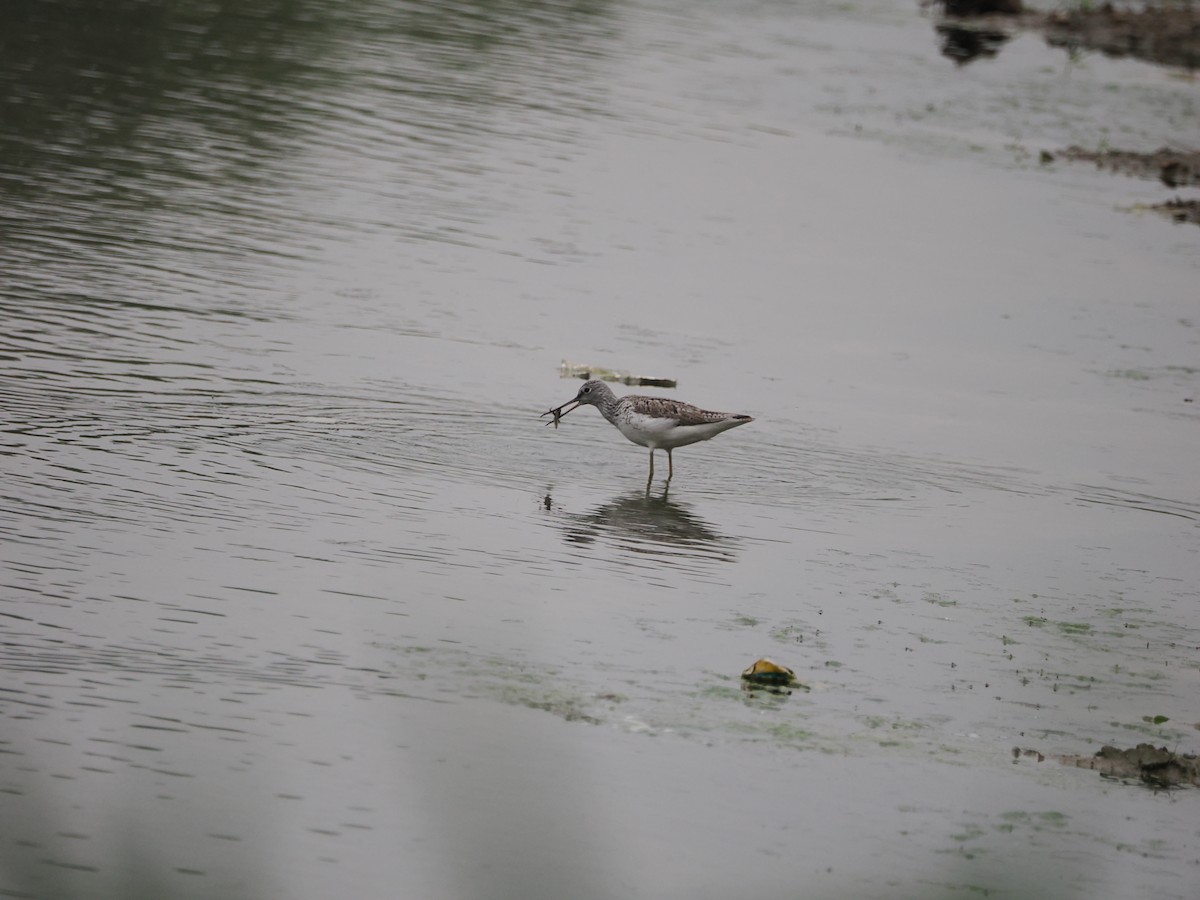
[648,449,655,481]
[667,449,674,480]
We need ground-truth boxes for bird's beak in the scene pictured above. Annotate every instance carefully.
[541,393,583,426]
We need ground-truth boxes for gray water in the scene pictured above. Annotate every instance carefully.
[3,1,1199,898]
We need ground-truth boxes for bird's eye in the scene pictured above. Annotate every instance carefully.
[582,386,591,393]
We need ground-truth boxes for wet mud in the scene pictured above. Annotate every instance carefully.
[1149,196,1200,225]
[1046,146,1200,189]
[933,0,1200,70]
[1039,4,1200,70]
[1043,146,1200,225]
[1060,744,1200,789]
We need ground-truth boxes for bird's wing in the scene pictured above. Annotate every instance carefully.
[627,396,730,426]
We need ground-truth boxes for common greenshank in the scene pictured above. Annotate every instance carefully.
[543,379,753,482]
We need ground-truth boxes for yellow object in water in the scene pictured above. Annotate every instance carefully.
[741,658,796,686]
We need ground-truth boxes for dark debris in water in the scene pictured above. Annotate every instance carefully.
[935,24,1011,64]
[558,361,677,389]
[934,0,1023,17]
[1022,743,1200,789]
[1146,197,1200,226]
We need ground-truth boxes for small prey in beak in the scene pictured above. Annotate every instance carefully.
[540,385,586,428]
[540,399,579,428]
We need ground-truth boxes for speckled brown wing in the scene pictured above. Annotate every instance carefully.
[625,395,741,426]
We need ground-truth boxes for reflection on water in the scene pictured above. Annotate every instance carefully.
[0,0,616,315]
[0,3,627,892]
[0,624,348,692]
[935,24,1012,64]
[556,490,739,566]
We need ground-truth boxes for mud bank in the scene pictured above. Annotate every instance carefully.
[1040,4,1200,70]
[934,0,1200,69]
[1048,146,1200,189]
[1060,744,1200,789]
[1042,146,1200,224]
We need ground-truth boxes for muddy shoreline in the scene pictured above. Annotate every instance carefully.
[1044,744,1200,789]
[934,2,1200,225]
[1042,146,1200,224]
[1040,4,1200,70]
[936,0,1200,70]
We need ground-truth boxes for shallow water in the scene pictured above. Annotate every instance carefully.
[3,0,1199,897]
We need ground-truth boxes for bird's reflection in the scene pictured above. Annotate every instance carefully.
[558,489,739,564]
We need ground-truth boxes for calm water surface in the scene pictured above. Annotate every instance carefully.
[3,0,1198,898]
